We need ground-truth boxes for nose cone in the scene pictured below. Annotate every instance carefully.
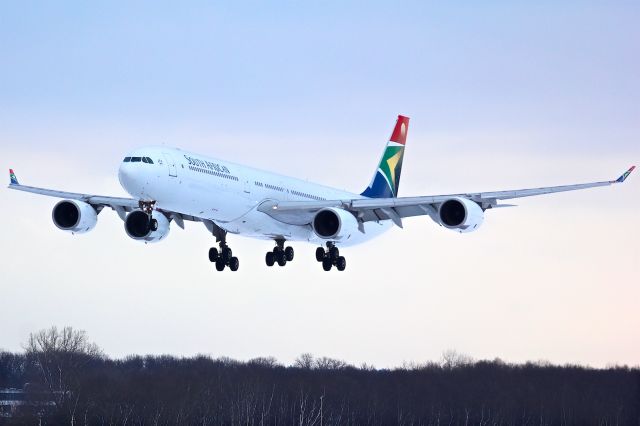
[118,162,138,196]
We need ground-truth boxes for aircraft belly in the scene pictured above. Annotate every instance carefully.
[153,177,253,223]
[223,207,393,246]
[221,208,313,241]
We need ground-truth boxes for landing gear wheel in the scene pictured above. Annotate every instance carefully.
[150,218,158,232]
[329,246,340,261]
[229,257,239,271]
[215,258,226,271]
[208,224,239,272]
[269,239,292,268]
[265,251,275,267]
[222,247,232,263]
[322,257,332,271]
[315,247,325,262]
[336,256,346,271]
[208,247,219,263]
[285,246,294,261]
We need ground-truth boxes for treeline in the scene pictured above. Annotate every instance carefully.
[0,327,638,425]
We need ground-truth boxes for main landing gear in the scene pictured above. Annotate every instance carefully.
[206,223,239,272]
[316,242,346,271]
[265,239,294,267]
[209,242,239,271]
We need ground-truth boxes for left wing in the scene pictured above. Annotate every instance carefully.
[258,166,636,228]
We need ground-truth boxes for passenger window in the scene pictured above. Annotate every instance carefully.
[123,157,131,162]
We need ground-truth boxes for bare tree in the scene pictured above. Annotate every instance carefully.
[441,349,473,369]
[248,356,281,368]
[24,326,103,425]
[314,357,348,370]
[294,353,315,369]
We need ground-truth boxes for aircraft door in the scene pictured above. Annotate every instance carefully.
[243,177,251,196]
[162,153,178,177]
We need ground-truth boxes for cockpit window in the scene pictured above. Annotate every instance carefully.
[125,156,153,164]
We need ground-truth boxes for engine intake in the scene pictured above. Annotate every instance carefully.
[438,197,484,233]
[125,210,170,243]
[52,200,97,234]
[312,208,359,241]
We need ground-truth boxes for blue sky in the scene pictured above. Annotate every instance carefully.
[4,1,638,146]
[1,1,638,367]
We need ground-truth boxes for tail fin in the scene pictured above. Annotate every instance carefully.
[360,115,409,198]
[613,165,635,183]
[9,169,19,185]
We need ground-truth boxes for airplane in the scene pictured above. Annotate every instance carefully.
[7,115,635,272]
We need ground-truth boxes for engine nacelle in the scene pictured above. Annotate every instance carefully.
[312,207,359,241]
[437,197,484,233]
[124,210,170,243]
[52,200,98,234]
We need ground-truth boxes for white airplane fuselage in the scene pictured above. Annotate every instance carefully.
[118,146,392,246]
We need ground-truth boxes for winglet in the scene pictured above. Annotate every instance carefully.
[9,169,19,185]
[613,166,635,183]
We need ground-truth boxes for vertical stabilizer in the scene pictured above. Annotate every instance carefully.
[360,115,409,198]
[9,169,19,185]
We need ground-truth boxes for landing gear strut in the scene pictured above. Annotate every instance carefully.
[266,239,294,267]
[139,200,158,231]
[205,222,239,272]
[316,242,346,271]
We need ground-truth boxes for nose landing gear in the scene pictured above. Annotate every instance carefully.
[316,242,346,271]
[139,200,159,232]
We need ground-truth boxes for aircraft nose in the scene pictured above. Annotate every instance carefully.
[118,163,135,192]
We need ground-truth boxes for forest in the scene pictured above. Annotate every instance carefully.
[0,327,638,425]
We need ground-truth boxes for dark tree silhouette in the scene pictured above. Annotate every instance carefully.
[1,328,638,425]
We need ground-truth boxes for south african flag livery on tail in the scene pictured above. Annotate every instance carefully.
[614,165,635,183]
[361,115,409,198]
[9,169,19,185]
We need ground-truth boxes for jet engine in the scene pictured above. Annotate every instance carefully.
[52,200,98,234]
[437,197,484,233]
[312,208,359,241]
[124,210,170,243]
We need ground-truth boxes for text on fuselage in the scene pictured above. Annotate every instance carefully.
[184,155,231,174]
